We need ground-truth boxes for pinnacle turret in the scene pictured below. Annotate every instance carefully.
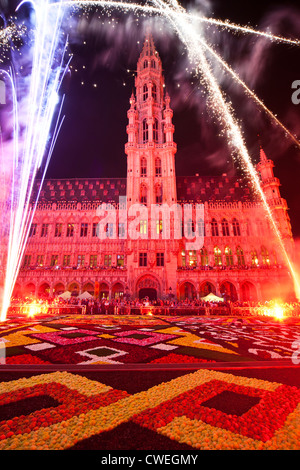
[259,146,268,164]
[140,32,157,58]
[125,34,177,208]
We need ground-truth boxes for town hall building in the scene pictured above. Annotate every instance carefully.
[15,35,295,303]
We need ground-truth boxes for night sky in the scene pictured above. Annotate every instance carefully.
[2,0,300,236]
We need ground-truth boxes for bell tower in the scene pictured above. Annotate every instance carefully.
[125,34,177,208]
[257,146,293,245]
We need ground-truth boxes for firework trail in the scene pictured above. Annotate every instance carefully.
[197,37,300,150]
[62,0,300,46]
[150,0,300,300]
[0,0,70,321]
[63,0,300,150]
[190,11,300,47]
[56,0,300,301]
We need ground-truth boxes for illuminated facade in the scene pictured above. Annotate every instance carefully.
[15,35,295,302]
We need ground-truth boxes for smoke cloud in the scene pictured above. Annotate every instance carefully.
[65,2,300,173]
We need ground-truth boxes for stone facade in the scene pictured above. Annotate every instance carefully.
[13,35,295,303]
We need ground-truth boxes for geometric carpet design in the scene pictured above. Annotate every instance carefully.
[0,369,299,450]
[1,315,300,365]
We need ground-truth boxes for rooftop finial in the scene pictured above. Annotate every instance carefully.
[141,28,156,57]
[259,146,268,163]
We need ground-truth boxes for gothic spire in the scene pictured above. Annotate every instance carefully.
[259,146,268,164]
[141,30,157,58]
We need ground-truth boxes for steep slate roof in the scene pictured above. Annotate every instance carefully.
[32,178,127,204]
[176,174,254,204]
[32,174,254,205]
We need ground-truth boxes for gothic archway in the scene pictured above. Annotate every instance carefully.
[82,282,94,296]
[220,281,238,302]
[68,282,79,297]
[179,281,196,300]
[38,282,50,298]
[12,283,22,298]
[99,282,109,299]
[139,288,157,301]
[112,282,124,299]
[24,283,35,297]
[53,282,65,295]
[199,281,216,298]
[241,281,257,302]
[136,275,160,299]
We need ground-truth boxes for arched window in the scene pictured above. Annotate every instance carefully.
[140,157,147,177]
[156,219,163,235]
[105,223,114,238]
[225,247,233,266]
[151,59,156,69]
[261,246,270,265]
[232,218,241,236]
[152,83,157,101]
[143,60,148,69]
[143,84,148,101]
[237,246,245,266]
[251,250,259,266]
[142,119,148,143]
[153,118,159,142]
[221,218,229,236]
[185,219,195,237]
[200,248,209,266]
[197,218,205,237]
[140,185,147,205]
[214,246,222,266]
[140,220,147,235]
[155,157,162,177]
[155,184,162,204]
[211,218,219,237]
[188,250,197,267]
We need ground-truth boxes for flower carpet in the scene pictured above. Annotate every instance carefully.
[1,314,300,365]
[0,314,299,450]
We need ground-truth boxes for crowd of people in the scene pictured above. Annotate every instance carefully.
[8,294,300,317]
[177,264,281,271]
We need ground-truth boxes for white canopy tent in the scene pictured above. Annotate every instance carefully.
[58,291,71,300]
[78,291,94,300]
[201,293,224,302]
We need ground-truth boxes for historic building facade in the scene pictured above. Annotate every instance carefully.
[14,35,295,303]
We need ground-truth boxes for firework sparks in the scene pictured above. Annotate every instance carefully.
[148,0,300,300]
[191,12,300,47]
[0,24,24,45]
[0,0,69,321]
[48,0,300,47]
[0,0,299,321]
[198,39,300,150]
